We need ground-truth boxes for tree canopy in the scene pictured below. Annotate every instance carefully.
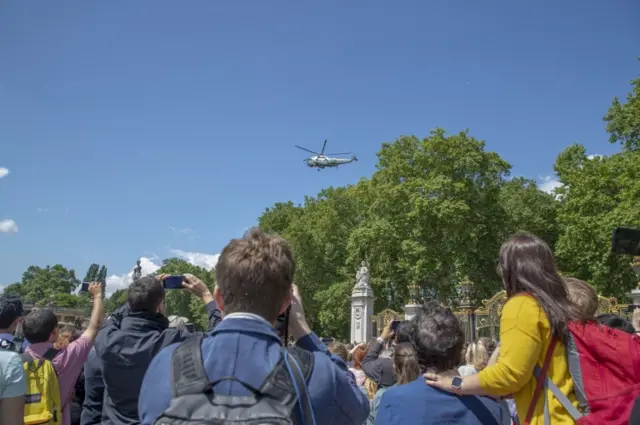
[256,67,640,340]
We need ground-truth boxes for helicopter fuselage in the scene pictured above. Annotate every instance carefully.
[305,155,357,168]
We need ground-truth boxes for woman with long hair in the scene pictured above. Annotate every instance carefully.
[349,343,369,386]
[367,342,420,425]
[426,232,587,425]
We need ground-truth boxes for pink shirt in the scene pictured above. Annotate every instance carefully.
[27,336,93,425]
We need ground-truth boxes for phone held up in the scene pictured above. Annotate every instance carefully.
[162,275,185,290]
[80,282,90,292]
[390,320,402,333]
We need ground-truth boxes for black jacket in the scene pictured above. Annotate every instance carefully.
[361,340,396,388]
[93,302,221,425]
[80,348,104,425]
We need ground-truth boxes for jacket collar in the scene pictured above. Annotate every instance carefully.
[120,311,169,332]
[211,315,280,343]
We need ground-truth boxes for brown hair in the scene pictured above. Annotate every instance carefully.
[393,342,420,385]
[352,344,369,370]
[328,342,349,362]
[564,277,598,318]
[215,228,295,323]
[499,232,589,340]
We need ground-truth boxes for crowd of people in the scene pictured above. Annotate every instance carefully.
[1,229,640,424]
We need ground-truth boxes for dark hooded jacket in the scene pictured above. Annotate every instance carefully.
[93,302,221,425]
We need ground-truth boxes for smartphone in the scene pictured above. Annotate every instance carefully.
[390,320,402,333]
[162,275,185,290]
[611,227,640,256]
[627,305,640,314]
[185,323,195,332]
[80,282,90,292]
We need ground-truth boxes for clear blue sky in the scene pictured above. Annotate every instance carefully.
[1,1,638,289]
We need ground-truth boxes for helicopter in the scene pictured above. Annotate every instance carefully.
[295,140,358,170]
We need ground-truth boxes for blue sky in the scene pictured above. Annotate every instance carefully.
[1,1,638,293]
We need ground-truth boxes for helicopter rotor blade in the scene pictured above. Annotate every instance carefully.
[295,145,319,155]
[325,152,350,156]
[321,139,327,155]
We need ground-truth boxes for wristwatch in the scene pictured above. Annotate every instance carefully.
[451,376,464,395]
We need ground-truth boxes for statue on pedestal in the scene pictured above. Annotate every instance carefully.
[132,260,142,282]
[355,261,371,291]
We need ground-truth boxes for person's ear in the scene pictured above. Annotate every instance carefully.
[214,287,225,314]
[278,291,292,316]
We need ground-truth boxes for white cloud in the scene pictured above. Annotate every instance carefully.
[0,168,8,178]
[171,249,220,271]
[0,219,18,233]
[538,176,563,195]
[587,154,603,160]
[105,257,160,296]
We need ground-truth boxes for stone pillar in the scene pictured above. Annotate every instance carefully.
[351,286,374,344]
[403,283,421,320]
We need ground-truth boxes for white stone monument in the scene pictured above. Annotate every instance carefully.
[403,283,421,320]
[351,261,374,343]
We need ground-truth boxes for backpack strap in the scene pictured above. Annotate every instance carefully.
[43,348,60,362]
[524,338,557,425]
[284,349,315,425]
[259,347,315,425]
[526,338,584,424]
[170,335,211,397]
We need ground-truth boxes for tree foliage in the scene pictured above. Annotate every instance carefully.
[604,64,640,152]
[4,265,81,307]
[258,130,562,339]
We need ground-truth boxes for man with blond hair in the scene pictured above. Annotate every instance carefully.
[139,228,369,425]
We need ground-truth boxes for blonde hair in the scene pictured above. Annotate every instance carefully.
[465,338,496,372]
[564,277,598,318]
[363,377,378,400]
[328,341,349,362]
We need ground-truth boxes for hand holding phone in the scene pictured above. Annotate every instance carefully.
[162,275,185,290]
[80,282,90,292]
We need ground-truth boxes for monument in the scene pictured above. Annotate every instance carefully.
[351,261,374,343]
[132,259,142,282]
[403,283,422,320]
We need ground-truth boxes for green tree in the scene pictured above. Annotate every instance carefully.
[355,130,511,305]
[10,265,81,306]
[553,144,640,298]
[604,65,640,152]
[499,177,560,248]
[97,266,107,284]
[258,201,304,237]
[105,289,129,314]
[82,264,100,283]
[156,258,216,329]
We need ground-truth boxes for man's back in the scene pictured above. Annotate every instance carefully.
[139,316,370,425]
[374,378,509,425]
[96,303,220,425]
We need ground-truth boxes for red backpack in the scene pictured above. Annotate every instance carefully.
[526,321,640,425]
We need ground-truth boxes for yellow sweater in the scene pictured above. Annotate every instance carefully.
[477,294,577,425]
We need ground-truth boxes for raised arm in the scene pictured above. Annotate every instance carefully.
[159,274,222,346]
[82,282,106,342]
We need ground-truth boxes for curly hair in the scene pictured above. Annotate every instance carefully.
[413,301,464,372]
[0,295,24,329]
